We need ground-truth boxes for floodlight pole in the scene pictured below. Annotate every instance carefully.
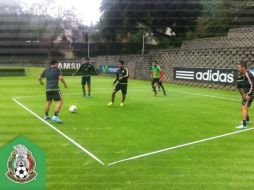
[142,35,145,55]
[87,29,99,58]
[88,33,90,58]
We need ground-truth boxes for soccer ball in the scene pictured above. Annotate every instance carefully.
[15,166,29,179]
[69,105,77,113]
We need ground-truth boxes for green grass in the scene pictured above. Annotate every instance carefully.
[1,68,254,190]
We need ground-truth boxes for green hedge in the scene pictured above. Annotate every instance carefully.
[0,68,26,77]
[61,69,98,76]
[61,69,76,76]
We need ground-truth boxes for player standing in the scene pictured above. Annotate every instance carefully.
[151,61,166,96]
[39,59,67,123]
[73,57,97,98]
[236,61,254,129]
[107,60,129,107]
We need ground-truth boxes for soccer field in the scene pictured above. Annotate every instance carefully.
[1,68,254,190]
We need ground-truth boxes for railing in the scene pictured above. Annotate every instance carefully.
[0,59,48,68]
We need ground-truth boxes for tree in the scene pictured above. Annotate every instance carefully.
[196,0,253,38]
[26,0,53,16]
[100,0,202,42]
[0,0,24,15]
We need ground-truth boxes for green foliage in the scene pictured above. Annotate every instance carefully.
[0,68,25,76]
[100,0,202,43]
[99,0,254,51]
[196,0,253,38]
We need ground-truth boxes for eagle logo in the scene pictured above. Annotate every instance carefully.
[6,145,37,184]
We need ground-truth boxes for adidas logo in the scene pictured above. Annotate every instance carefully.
[175,68,236,84]
[195,70,234,83]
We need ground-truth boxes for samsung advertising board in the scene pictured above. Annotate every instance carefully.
[58,61,95,76]
[99,65,119,75]
[174,67,237,84]
[58,61,83,70]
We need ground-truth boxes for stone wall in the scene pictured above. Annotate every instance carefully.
[95,27,254,90]
[181,27,254,50]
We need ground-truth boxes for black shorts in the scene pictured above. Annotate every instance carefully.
[114,83,128,95]
[46,91,62,101]
[242,95,253,107]
[152,78,162,86]
[82,76,91,85]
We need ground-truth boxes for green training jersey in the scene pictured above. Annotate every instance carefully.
[152,66,161,79]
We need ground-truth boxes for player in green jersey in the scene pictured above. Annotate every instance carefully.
[151,61,166,96]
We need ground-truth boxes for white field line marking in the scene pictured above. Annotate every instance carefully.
[13,89,149,99]
[12,89,240,166]
[13,89,239,103]
[108,127,254,166]
[169,89,239,102]
[12,98,105,166]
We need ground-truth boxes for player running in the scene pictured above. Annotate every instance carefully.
[107,60,129,107]
[39,59,68,123]
[151,61,166,96]
[236,61,254,129]
[72,57,97,98]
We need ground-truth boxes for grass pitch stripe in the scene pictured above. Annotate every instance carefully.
[11,98,105,166]
[13,89,150,99]
[108,127,254,166]
[13,89,238,103]
[169,90,239,102]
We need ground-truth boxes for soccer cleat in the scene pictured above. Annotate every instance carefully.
[107,102,113,106]
[240,121,251,124]
[120,102,124,107]
[86,95,92,98]
[51,116,63,123]
[154,92,157,96]
[43,115,51,120]
[236,124,247,129]
[83,94,86,97]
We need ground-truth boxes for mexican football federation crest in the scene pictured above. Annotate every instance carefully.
[6,144,37,184]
